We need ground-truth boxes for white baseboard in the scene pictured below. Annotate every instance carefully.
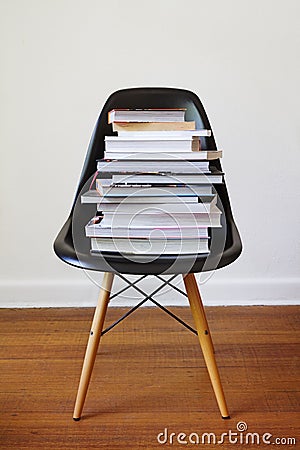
[0,277,299,307]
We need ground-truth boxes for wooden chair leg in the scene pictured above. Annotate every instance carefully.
[185,273,215,354]
[183,273,230,419]
[73,272,114,420]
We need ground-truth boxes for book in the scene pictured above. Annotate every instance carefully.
[108,108,186,123]
[99,207,221,228]
[96,159,210,173]
[85,218,209,238]
[116,129,211,138]
[112,121,196,132]
[103,150,223,160]
[97,197,217,213]
[90,237,209,255]
[95,182,214,197]
[81,190,200,204]
[109,172,223,185]
[104,136,201,152]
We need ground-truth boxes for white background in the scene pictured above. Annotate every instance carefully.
[1,0,299,306]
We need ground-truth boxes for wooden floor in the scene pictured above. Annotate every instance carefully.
[0,306,299,449]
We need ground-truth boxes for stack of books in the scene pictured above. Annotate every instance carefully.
[81,108,223,256]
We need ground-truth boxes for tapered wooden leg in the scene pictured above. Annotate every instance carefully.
[183,273,230,419]
[73,272,114,420]
[185,274,215,354]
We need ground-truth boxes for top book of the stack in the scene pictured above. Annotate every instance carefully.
[108,108,196,132]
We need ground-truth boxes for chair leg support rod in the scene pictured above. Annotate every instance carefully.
[106,273,197,335]
[109,274,148,301]
[101,297,148,336]
[73,272,114,420]
[116,274,197,334]
[155,274,188,298]
[183,273,229,419]
[149,297,197,335]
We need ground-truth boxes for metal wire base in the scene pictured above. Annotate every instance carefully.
[101,274,197,336]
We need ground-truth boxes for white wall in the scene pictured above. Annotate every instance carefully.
[1,0,299,307]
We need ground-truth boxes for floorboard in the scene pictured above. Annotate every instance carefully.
[0,306,299,449]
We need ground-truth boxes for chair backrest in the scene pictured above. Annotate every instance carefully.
[54,87,242,274]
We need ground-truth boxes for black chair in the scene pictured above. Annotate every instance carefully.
[53,87,242,420]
